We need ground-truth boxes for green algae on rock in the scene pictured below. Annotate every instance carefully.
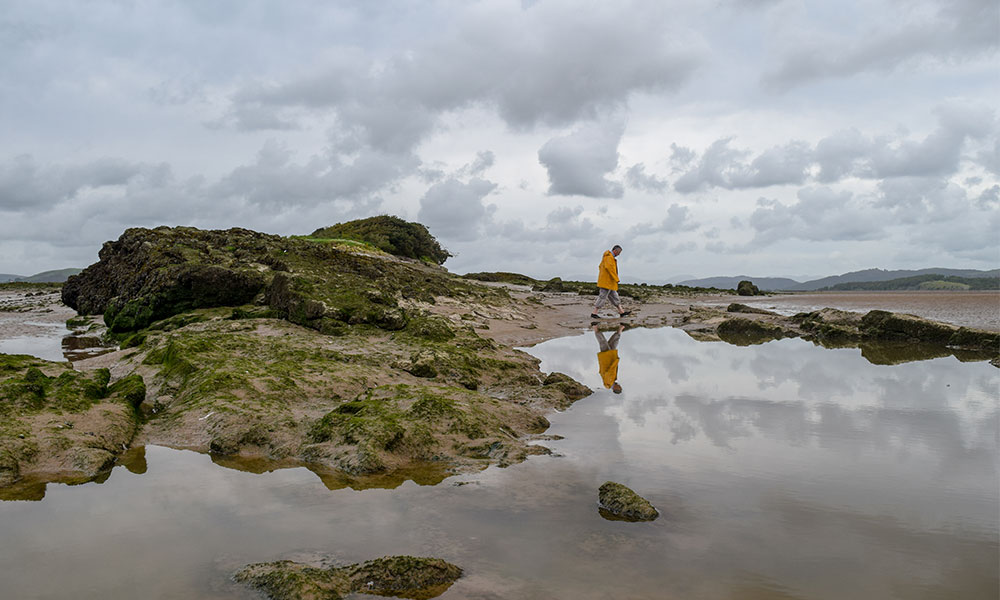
[235,555,462,600]
[716,317,791,346]
[62,224,507,336]
[128,307,587,479]
[598,481,659,522]
[309,215,452,265]
[0,353,145,488]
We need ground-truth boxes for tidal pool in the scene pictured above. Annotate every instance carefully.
[0,327,997,599]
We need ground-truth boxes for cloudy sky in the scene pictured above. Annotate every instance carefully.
[1,0,997,281]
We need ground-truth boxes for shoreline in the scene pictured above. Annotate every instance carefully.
[1,281,997,497]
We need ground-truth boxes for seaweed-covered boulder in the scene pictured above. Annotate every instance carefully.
[537,277,566,292]
[794,308,864,343]
[235,555,462,600]
[61,224,494,334]
[598,481,659,522]
[727,303,775,315]
[62,227,272,331]
[0,354,145,489]
[716,317,790,346]
[736,280,761,296]
[860,310,955,344]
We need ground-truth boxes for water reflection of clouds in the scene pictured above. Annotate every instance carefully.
[529,325,999,497]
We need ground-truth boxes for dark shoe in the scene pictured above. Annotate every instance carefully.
[590,313,600,319]
[620,310,632,317]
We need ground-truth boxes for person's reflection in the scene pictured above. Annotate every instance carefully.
[593,323,624,394]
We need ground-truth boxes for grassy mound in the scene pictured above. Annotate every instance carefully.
[310,215,451,265]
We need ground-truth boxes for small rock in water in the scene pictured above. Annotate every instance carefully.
[598,481,659,522]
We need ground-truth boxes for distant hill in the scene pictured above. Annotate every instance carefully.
[825,274,1000,291]
[677,276,802,291]
[791,268,1000,291]
[0,268,83,283]
[680,268,999,291]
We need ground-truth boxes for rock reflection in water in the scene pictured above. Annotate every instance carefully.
[210,452,451,490]
[0,328,996,599]
[61,335,118,362]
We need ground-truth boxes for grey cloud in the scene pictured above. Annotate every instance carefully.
[494,205,598,244]
[748,187,884,246]
[674,139,810,192]
[976,138,1000,175]
[669,143,697,172]
[875,177,970,224]
[763,0,999,89]
[538,120,625,198]
[212,140,417,209]
[463,151,496,178]
[628,203,698,236]
[976,185,999,209]
[814,129,872,182]
[226,1,701,146]
[675,105,998,193]
[0,154,171,212]
[417,177,498,242]
[624,163,668,192]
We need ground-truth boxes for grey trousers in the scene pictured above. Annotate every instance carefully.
[595,329,622,352]
[594,287,621,311]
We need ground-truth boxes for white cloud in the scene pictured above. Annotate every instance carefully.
[763,0,999,89]
[0,0,996,278]
[538,120,626,198]
[417,177,498,242]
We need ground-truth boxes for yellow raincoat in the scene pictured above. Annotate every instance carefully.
[598,348,619,389]
[597,250,619,290]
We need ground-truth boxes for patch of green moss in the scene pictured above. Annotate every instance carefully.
[235,554,462,600]
[109,374,146,409]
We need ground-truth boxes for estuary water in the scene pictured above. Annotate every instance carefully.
[0,327,997,599]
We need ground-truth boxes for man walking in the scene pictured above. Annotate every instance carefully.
[590,244,631,319]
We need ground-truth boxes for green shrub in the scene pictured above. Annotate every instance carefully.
[310,215,451,265]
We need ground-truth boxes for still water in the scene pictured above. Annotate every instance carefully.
[0,327,997,599]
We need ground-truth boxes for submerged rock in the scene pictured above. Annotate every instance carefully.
[235,555,462,600]
[598,481,659,522]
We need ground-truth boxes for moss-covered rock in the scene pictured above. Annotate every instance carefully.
[726,303,776,315]
[716,317,791,346]
[234,560,350,600]
[310,215,452,265]
[62,225,501,335]
[0,354,144,488]
[736,280,761,296]
[597,481,659,522]
[235,555,462,600]
[860,310,956,344]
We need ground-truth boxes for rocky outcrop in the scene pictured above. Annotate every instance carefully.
[793,308,999,355]
[235,555,462,600]
[61,225,500,335]
[0,354,145,489]
[716,317,792,346]
[727,303,777,315]
[736,280,761,296]
[598,481,659,521]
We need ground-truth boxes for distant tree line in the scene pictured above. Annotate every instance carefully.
[825,274,1000,291]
